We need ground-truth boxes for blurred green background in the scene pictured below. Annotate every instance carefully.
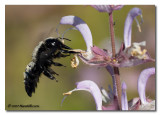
[5,5,155,110]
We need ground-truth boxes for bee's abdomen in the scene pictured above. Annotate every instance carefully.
[24,62,42,97]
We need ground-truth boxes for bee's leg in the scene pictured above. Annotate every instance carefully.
[52,61,66,67]
[61,49,77,54]
[54,51,70,58]
[46,60,53,65]
[57,37,71,41]
[59,53,70,57]
[61,43,72,49]
[48,68,59,76]
[43,69,55,80]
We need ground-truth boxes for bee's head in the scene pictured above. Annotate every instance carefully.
[44,37,72,49]
[44,37,63,48]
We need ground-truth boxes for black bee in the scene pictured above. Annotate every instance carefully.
[24,37,76,97]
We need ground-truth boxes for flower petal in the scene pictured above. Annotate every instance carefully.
[76,80,102,110]
[118,57,155,67]
[60,15,93,52]
[124,7,142,48]
[138,67,155,104]
[116,41,155,67]
[113,5,124,10]
[121,82,128,110]
[63,80,102,110]
[91,5,123,13]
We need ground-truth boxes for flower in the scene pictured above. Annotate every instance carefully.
[60,15,94,68]
[129,67,155,110]
[63,80,102,110]
[62,67,155,110]
[60,15,93,59]
[124,7,143,48]
[60,7,154,69]
[138,67,155,104]
[121,82,128,110]
[59,6,155,110]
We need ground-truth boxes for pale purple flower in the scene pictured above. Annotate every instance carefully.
[121,82,128,110]
[125,67,155,110]
[124,7,143,48]
[60,15,93,54]
[60,15,94,68]
[63,80,119,110]
[63,80,102,110]
[60,8,154,68]
[59,6,155,110]
[91,5,124,13]
[62,67,155,110]
[138,67,155,104]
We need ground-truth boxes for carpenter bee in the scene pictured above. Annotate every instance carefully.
[24,37,76,97]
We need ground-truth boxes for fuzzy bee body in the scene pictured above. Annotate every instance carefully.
[24,37,75,97]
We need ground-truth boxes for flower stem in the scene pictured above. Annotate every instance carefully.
[109,12,116,57]
[109,12,122,110]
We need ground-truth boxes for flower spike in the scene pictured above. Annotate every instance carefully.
[138,67,155,104]
[60,15,93,53]
[124,7,143,48]
[63,80,102,110]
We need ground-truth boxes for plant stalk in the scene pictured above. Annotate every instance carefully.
[109,12,122,110]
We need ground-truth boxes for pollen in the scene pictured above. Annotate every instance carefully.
[63,91,72,96]
[71,55,79,68]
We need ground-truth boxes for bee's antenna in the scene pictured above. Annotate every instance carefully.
[57,25,77,43]
[62,27,77,39]
[59,37,71,41]
[55,23,61,37]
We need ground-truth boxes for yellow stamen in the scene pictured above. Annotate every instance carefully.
[137,24,142,32]
[63,91,72,96]
[112,59,118,63]
[142,49,147,55]
[130,46,147,59]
